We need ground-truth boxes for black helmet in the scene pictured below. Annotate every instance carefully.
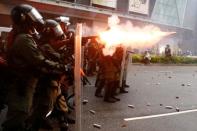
[11,4,44,26]
[43,19,65,40]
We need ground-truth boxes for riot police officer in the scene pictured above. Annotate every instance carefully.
[52,16,72,51]
[55,16,70,34]
[30,19,71,131]
[2,4,66,131]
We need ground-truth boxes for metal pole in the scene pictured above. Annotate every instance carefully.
[75,23,82,131]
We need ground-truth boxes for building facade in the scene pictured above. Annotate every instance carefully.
[0,0,197,55]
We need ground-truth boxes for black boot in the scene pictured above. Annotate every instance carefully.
[66,117,75,124]
[122,80,129,88]
[124,84,130,88]
[95,80,105,98]
[120,88,128,93]
[111,96,120,101]
[60,122,69,131]
[95,93,103,97]
[32,118,53,130]
[104,98,116,103]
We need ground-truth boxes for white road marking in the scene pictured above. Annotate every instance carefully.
[124,109,197,121]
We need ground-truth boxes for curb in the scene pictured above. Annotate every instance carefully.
[131,63,197,66]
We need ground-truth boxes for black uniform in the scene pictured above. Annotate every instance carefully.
[2,5,65,131]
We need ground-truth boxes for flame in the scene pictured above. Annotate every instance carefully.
[98,15,176,56]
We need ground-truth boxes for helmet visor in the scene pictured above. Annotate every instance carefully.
[28,8,44,25]
[54,24,64,37]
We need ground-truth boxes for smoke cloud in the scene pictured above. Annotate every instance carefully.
[83,15,175,56]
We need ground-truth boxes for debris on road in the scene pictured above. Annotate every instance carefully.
[121,124,127,127]
[175,96,179,99]
[156,83,160,85]
[89,110,96,114]
[165,106,173,109]
[187,83,191,86]
[128,105,135,108]
[168,76,172,78]
[147,103,151,106]
[82,99,88,105]
[181,84,185,86]
[93,124,101,129]
[175,107,180,112]
[160,104,163,106]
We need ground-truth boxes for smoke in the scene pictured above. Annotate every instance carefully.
[83,15,175,56]
[108,15,120,27]
[82,23,106,36]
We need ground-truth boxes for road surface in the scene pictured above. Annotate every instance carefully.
[82,65,197,131]
[1,65,197,131]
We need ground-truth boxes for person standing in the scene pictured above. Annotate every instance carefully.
[95,48,105,97]
[2,4,65,131]
[165,44,172,58]
[29,19,67,130]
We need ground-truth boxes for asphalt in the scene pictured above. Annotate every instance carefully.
[1,65,197,131]
[82,65,197,131]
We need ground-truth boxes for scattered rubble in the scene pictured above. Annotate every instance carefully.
[89,110,96,114]
[128,105,135,108]
[175,96,179,99]
[93,124,101,129]
[156,83,160,85]
[187,83,191,86]
[82,99,88,105]
[165,106,173,109]
[175,107,180,112]
[181,84,185,86]
[121,124,127,127]
[147,103,151,106]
